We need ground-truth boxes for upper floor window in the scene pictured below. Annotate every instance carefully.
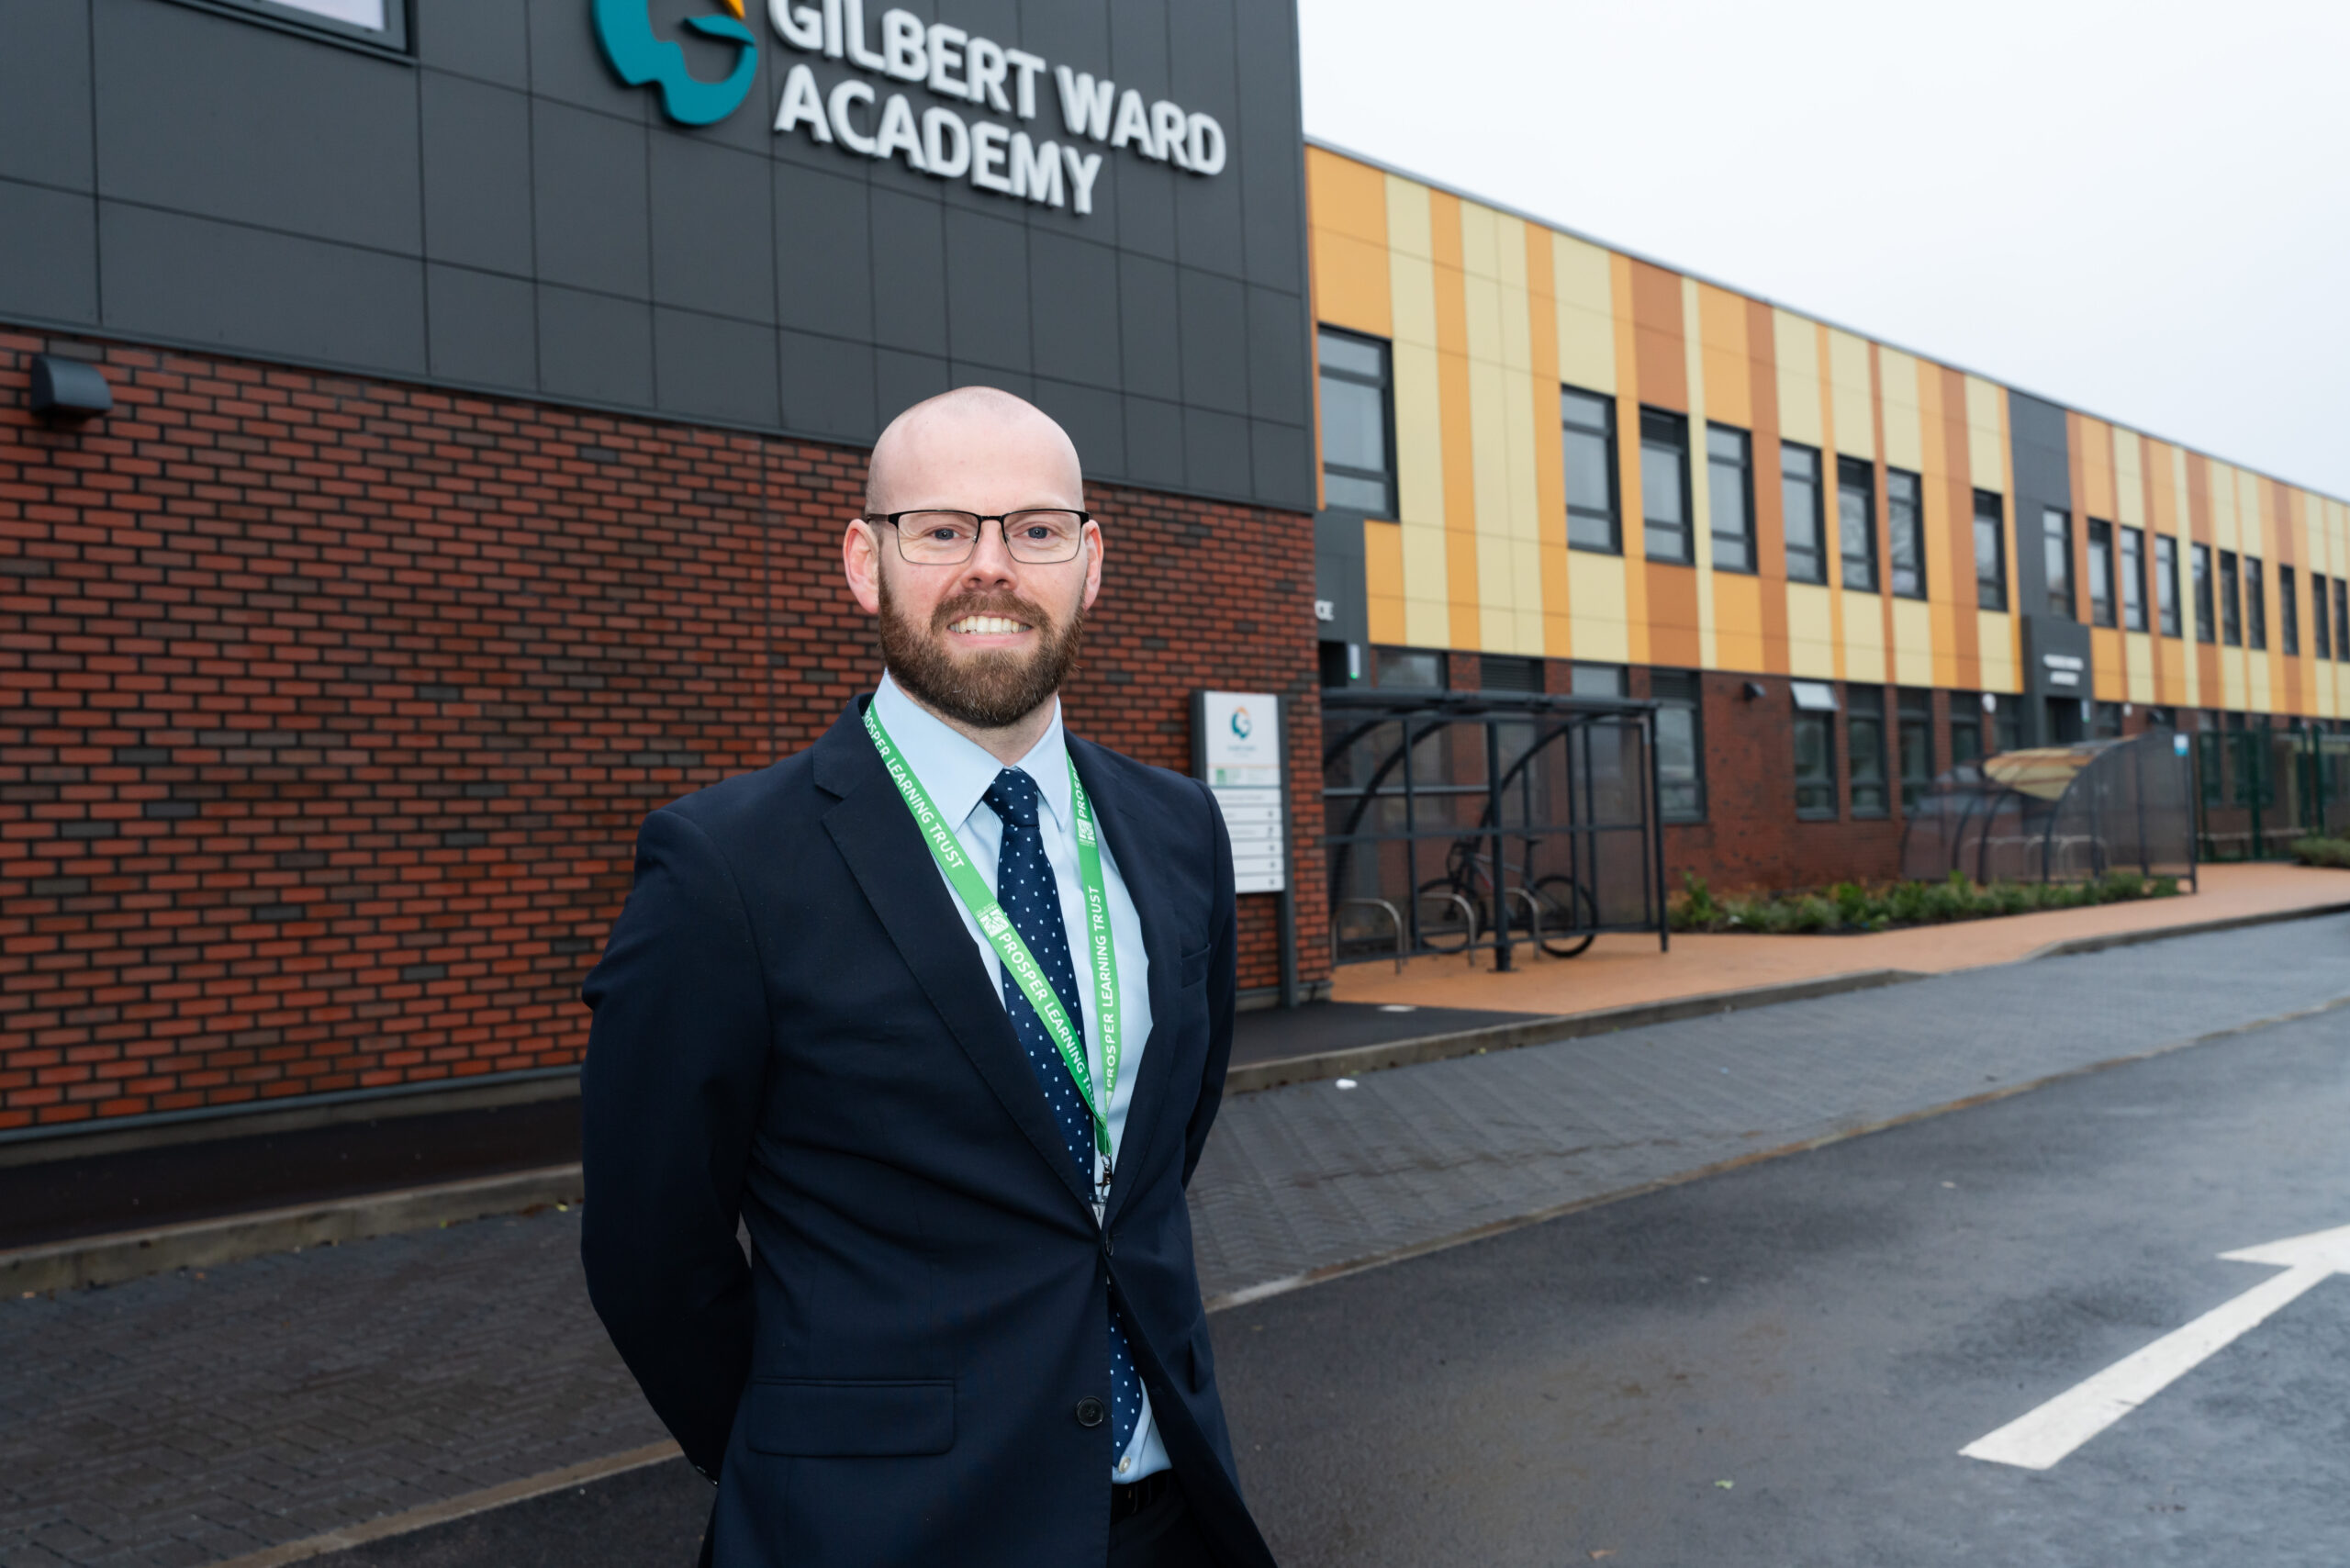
[2154,534,2181,636]
[180,0,410,50]
[2244,556,2267,651]
[1318,329,1395,516]
[1887,469,1925,599]
[2280,565,2300,655]
[1974,490,2008,610]
[2042,508,2074,619]
[1639,409,1693,565]
[2192,543,2216,643]
[2086,520,2116,627]
[2314,572,2333,660]
[2336,578,2350,664]
[2119,526,2147,633]
[1837,456,1878,592]
[2219,549,2243,645]
[1707,425,1755,573]
[1783,443,1826,584]
[1561,386,1620,553]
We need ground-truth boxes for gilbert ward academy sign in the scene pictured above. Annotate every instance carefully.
[593,0,1230,217]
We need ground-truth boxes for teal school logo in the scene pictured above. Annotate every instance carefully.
[593,0,759,126]
[1229,707,1253,740]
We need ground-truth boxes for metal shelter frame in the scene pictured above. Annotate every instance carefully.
[1320,688,1669,972]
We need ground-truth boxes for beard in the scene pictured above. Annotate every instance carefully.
[877,574,1086,731]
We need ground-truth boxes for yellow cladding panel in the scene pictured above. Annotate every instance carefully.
[1307,148,1385,244]
[2208,461,2238,551]
[1879,349,1923,473]
[1787,582,1835,678]
[1553,232,1616,395]
[1401,519,1450,648]
[1459,200,1500,281]
[2171,445,2199,710]
[1383,172,1433,260]
[1695,282,1751,430]
[2115,429,2146,528]
[1774,310,1822,446]
[1364,519,1406,644]
[1976,610,2018,690]
[1567,550,1631,664]
[1312,230,1392,339]
[1827,329,1874,463]
[1893,598,1933,687]
[2123,632,2154,703]
[1682,276,1718,668]
[1964,376,2006,493]
[1842,591,1886,682]
[2238,468,2267,559]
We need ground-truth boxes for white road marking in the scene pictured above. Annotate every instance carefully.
[1962,1223,2350,1470]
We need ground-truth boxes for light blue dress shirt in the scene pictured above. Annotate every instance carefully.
[869,674,1169,1483]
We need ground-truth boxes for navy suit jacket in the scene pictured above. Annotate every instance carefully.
[580,701,1277,1567]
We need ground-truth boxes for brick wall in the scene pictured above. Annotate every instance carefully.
[0,330,1326,1134]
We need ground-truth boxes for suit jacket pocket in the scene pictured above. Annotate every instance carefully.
[743,1378,955,1457]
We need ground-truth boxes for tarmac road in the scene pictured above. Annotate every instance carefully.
[331,998,2350,1567]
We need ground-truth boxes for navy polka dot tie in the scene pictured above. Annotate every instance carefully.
[982,767,1143,1466]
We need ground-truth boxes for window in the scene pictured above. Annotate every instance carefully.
[2090,701,2123,739]
[1651,670,1706,822]
[1570,663,1628,698]
[1837,456,1878,591]
[1318,330,1395,515]
[2219,550,2242,645]
[1887,469,1925,599]
[2087,519,2116,627]
[2280,566,2300,655]
[1375,647,1446,689]
[1991,693,2022,754]
[2042,508,2074,619]
[2317,574,2334,660]
[2337,580,2349,664]
[1707,425,1755,572]
[1846,685,1887,816]
[1561,387,1620,553]
[1639,409,1693,564]
[1897,689,1934,810]
[1974,490,2008,610]
[2154,534,2181,636]
[1794,706,1838,819]
[171,0,411,51]
[2118,527,2146,633]
[1950,696,1985,770]
[2244,556,2266,651]
[1481,655,1542,693]
[1783,442,1827,584]
[2192,543,2215,643]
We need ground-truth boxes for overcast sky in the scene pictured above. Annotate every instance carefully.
[1294,0,2350,503]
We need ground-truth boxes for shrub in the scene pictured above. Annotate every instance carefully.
[2291,835,2350,869]
[1669,870,2179,935]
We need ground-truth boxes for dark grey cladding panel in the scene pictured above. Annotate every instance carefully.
[12,0,1314,513]
[869,191,948,358]
[651,137,777,323]
[421,74,535,274]
[0,0,95,191]
[426,264,537,388]
[1027,232,1121,390]
[100,204,426,374]
[779,329,878,443]
[655,308,781,428]
[2007,389,2071,610]
[95,0,421,253]
[536,285,653,407]
[945,208,1032,373]
[774,163,874,337]
[0,182,99,326]
[532,101,651,298]
[414,0,528,87]
[951,363,1032,402]
[1253,420,1313,513]
[1115,254,1180,403]
[1031,375,1125,480]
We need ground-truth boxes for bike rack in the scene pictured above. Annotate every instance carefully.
[1333,897,1407,973]
[1505,886,1545,959]
[1417,890,1481,966]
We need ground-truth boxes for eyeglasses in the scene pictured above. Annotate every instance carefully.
[868,510,1091,566]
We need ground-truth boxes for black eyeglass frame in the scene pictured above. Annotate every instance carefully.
[863,509,1095,566]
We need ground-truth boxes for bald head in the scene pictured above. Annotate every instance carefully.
[864,386,1084,516]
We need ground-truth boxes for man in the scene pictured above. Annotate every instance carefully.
[580,387,1277,1568]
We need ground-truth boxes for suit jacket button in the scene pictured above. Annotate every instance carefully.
[1075,1396,1107,1428]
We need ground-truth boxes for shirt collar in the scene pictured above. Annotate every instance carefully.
[872,671,1072,834]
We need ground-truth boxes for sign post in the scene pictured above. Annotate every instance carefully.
[1192,690,1296,1007]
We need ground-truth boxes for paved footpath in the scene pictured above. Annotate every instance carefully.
[3,917,2346,1566]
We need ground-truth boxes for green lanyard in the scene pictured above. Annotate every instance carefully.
[865,704,1123,1197]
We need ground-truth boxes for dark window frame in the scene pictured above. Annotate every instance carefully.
[162,0,413,55]
[2337,579,2349,665]
[2154,533,2181,637]
[2244,555,2266,652]
[2219,549,2243,646]
[1783,442,1828,585]
[1886,467,1926,599]
[1651,669,1707,823]
[2315,572,2334,661]
[1973,489,2008,610]
[1846,684,1889,818]
[2086,518,2117,628]
[2279,564,2300,655]
[1639,408,1695,566]
[1793,706,1838,820]
[1897,688,1934,811]
[2192,543,2216,643]
[1837,455,1879,593]
[1561,385,1622,554]
[1317,327,1398,519]
[2042,507,2075,620]
[1949,695,1986,771]
[2118,525,2147,633]
[1706,423,1756,575]
[1372,646,1449,690]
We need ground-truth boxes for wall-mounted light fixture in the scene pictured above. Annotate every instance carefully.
[1741,680,1767,701]
[30,355,113,422]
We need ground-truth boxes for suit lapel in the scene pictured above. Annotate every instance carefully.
[815,705,1096,1216]
[1071,738,1186,1231]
